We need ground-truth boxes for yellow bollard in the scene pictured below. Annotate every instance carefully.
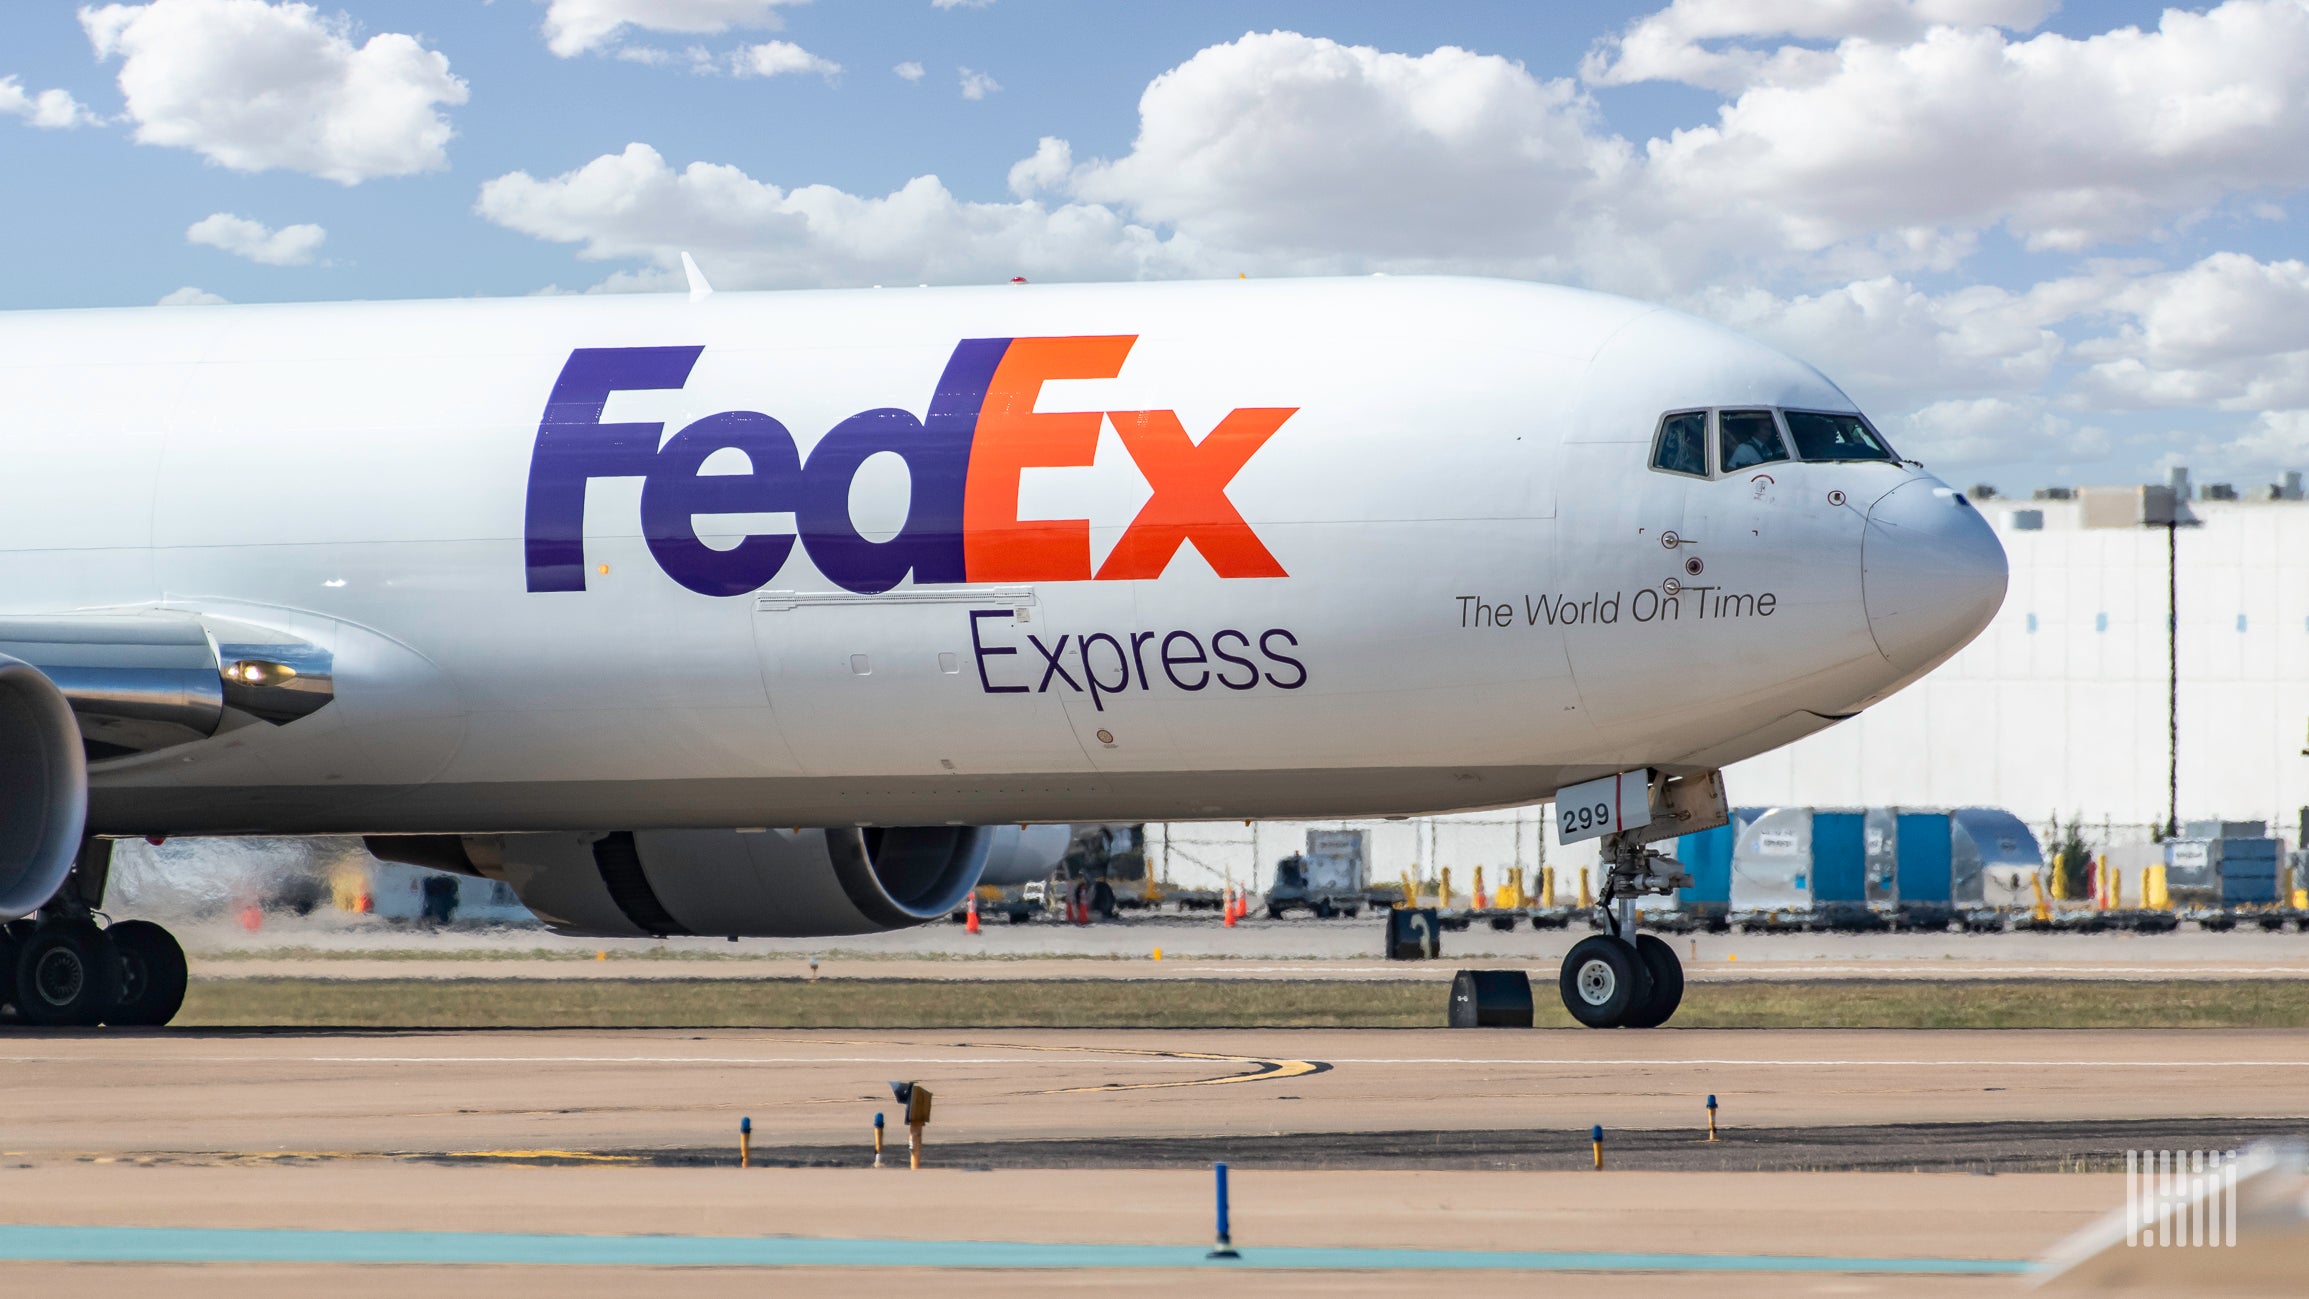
[1540,866,1555,908]
[1591,1125,1604,1170]
[2146,864,2170,911]
[1400,871,1419,910]
[1151,947,1163,961]
[2110,866,2123,910]
[739,1116,751,1169]
[2030,872,2051,924]
[1498,867,1524,910]
[1577,868,1593,910]
[1439,867,1454,911]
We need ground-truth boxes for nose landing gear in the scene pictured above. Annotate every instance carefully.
[1556,829,1692,1028]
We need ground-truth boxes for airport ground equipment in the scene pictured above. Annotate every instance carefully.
[1717,805,2040,930]
[1386,907,1441,960]
[1262,829,1376,918]
[1448,969,1534,1027]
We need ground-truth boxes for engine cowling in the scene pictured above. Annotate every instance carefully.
[411,826,998,937]
[0,653,89,918]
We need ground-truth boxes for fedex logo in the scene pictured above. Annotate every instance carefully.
[523,336,1294,596]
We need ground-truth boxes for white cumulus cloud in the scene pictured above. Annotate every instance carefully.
[2070,253,2309,412]
[1634,1,2309,257]
[1584,0,2057,90]
[958,67,1000,99]
[732,41,839,79]
[0,75,99,128]
[475,141,1200,290]
[932,0,994,9]
[81,0,467,184]
[539,0,806,57]
[894,60,925,82]
[185,212,327,266]
[157,286,229,305]
[1061,32,1626,275]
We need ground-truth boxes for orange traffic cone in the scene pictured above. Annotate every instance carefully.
[965,893,981,934]
[1222,886,1238,927]
[1474,867,1490,912]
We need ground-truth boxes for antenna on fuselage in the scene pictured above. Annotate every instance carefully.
[680,251,714,302]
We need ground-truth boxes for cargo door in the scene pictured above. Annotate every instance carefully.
[1894,812,1953,904]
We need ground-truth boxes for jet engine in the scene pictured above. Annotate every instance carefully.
[370,825,1002,937]
[0,654,89,918]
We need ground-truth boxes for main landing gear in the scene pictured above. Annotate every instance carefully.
[0,841,189,1029]
[1558,830,1691,1029]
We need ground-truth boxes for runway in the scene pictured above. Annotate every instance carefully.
[6,1027,2306,1155]
[2,1025,2301,1291]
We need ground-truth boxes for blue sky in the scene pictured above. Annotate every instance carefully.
[4,0,2308,493]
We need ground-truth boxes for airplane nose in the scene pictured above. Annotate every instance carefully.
[1861,477,2008,675]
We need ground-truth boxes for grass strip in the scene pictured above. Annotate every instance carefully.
[173,977,2309,1030]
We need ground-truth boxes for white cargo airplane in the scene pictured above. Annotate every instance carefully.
[0,275,2004,1028]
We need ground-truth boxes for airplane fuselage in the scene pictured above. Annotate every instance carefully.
[0,276,2002,835]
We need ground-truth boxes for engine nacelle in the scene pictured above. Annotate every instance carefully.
[427,826,996,937]
[0,653,89,918]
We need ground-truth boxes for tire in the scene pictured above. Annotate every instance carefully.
[1313,900,1335,919]
[1558,935,1651,1029]
[1621,933,1685,1029]
[106,920,188,1027]
[1092,881,1117,920]
[0,922,20,1018]
[15,921,120,1027]
[1266,904,1284,920]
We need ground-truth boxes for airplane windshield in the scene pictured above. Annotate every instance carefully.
[1784,410,1897,462]
[1651,411,1707,477]
[1718,409,1789,472]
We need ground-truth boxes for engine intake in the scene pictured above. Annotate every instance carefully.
[0,653,89,918]
[387,826,996,938]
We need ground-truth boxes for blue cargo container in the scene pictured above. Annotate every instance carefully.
[1727,806,2040,922]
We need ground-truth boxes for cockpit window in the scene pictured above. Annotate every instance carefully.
[1650,411,1708,477]
[1718,409,1789,472]
[1784,410,1896,462]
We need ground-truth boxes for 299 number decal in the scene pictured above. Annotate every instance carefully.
[1559,801,1613,836]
